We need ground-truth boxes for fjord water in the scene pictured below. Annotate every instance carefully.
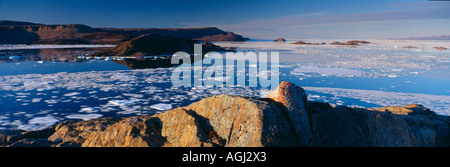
[0,41,449,131]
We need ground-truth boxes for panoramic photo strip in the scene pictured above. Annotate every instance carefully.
[0,0,449,164]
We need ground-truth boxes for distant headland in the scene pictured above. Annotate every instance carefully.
[0,20,249,44]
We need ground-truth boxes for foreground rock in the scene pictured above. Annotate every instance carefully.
[1,82,449,147]
[267,81,313,146]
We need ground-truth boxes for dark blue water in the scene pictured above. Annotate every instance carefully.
[280,67,450,96]
[0,60,130,76]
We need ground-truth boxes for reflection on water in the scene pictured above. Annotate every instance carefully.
[0,48,205,76]
[0,48,103,62]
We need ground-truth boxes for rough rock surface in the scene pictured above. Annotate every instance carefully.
[81,94,298,147]
[1,82,449,147]
[181,95,298,147]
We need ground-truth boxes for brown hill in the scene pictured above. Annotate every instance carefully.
[101,27,248,42]
[90,34,227,57]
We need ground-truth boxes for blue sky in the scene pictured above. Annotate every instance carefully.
[0,0,449,39]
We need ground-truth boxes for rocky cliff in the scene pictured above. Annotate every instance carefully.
[1,81,449,147]
[0,21,248,44]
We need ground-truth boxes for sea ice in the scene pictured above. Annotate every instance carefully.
[44,99,58,104]
[79,107,100,113]
[65,114,103,121]
[17,116,60,131]
[108,99,140,106]
[123,93,144,98]
[63,92,81,96]
[291,66,368,77]
[150,103,173,111]
[31,98,42,103]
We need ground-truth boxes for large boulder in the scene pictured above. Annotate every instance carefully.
[81,95,300,147]
[182,95,299,147]
[267,81,313,146]
[47,117,124,147]
[81,108,219,147]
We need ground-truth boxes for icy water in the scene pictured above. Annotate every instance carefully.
[0,41,449,131]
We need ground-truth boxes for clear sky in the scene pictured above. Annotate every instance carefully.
[0,0,449,39]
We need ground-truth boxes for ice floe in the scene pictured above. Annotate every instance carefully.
[108,99,140,106]
[65,114,103,121]
[18,116,60,131]
[63,92,81,96]
[79,107,100,113]
[150,103,173,111]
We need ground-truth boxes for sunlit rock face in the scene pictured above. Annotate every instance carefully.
[267,81,313,146]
